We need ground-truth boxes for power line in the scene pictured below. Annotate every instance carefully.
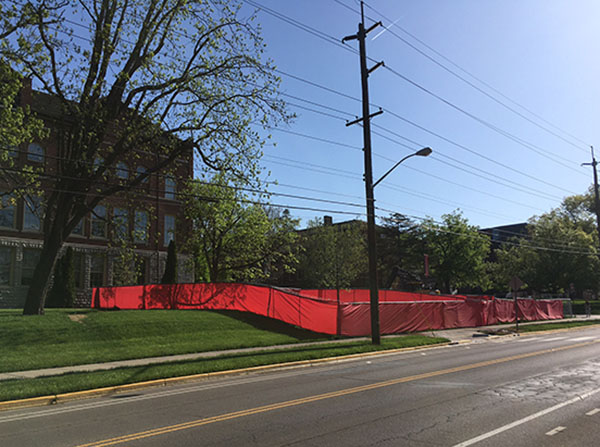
[273,68,580,198]
[358,0,592,150]
[379,211,599,256]
[261,154,526,221]
[334,0,590,153]
[258,127,550,213]
[246,0,588,175]
[18,2,580,206]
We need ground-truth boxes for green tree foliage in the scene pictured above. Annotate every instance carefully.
[1,3,48,198]
[421,211,490,293]
[295,218,367,291]
[3,1,289,314]
[161,240,178,284]
[183,175,299,283]
[47,247,75,308]
[378,213,425,289]
[491,206,600,296]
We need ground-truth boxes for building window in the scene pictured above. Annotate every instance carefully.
[116,162,129,180]
[90,253,106,288]
[134,210,148,243]
[21,248,41,286]
[136,166,149,183]
[27,143,44,163]
[113,208,129,241]
[0,194,16,229]
[71,217,84,236]
[23,195,42,231]
[3,145,18,158]
[165,176,176,200]
[93,156,103,172]
[91,205,107,238]
[164,214,175,245]
[0,246,14,286]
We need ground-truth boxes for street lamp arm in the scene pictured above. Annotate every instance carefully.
[373,154,415,189]
[372,147,432,189]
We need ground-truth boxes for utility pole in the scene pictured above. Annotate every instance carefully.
[582,146,600,246]
[343,2,384,345]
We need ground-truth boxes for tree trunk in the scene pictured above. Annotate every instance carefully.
[22,220,65,315]
[444,279,451,294]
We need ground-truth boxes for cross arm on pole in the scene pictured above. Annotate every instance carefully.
[345,109,383,127]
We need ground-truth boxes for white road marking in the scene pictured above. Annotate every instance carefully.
[540,337,566,342]
[586,408,600,416]
[571,336,596,341]
[515,337,540,342]
[452,387,600,446]
[546,426,566,436]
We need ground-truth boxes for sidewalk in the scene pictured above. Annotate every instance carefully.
[2,316,599,381]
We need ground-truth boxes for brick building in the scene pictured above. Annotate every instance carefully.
[0,82,194,308]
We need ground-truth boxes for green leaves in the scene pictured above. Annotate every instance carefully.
[296,218,367,290]
[183,174,299,283]
[421,211,491,293]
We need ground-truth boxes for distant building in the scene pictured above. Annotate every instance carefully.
[480,222,528,248]
[480,223,528,264]
[0,80,193,308]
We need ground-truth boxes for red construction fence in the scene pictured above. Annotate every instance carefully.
[93,283,563,336]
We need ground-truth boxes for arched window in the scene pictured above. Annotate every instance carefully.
[27,143,44,162]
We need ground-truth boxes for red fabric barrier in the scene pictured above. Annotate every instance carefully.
[93,284,563,336]
[296,288,465,302]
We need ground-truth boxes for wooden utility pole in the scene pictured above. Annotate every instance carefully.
[582,146,600,246]
[343,2,383,344]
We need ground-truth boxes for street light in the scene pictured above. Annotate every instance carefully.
[366,146,432,345]
[373,147,432,188]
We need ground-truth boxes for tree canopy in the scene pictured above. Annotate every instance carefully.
[183,174,299,283]
[1,0,289,313]
[421,211,490,293]
[295,218,367,291]
[491,193,600,296]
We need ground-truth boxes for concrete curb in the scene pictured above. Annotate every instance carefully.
[0,341,451,412]
[3,322,597,412]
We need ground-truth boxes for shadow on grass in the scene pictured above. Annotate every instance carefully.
[211,310,331,341]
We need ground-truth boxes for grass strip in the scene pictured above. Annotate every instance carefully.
[514,320,600,332]
[0,335,447,402]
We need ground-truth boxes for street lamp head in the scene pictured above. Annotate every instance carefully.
[416,147,432,157]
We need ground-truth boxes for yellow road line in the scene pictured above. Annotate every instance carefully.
[77,339,600,447]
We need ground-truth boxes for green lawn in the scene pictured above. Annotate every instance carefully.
[514,319,600,332]
[0,336,448,402]
[0,309,330,373]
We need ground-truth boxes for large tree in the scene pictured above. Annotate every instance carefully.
[0,2,48,181]
[3,1,288,314]
[378,213,425,289]
[183,174,299,283]
[491,201,600,296]
[295,218,367,293]
[421,211,490,293]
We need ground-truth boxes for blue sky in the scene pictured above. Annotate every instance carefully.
[240,0,600,229]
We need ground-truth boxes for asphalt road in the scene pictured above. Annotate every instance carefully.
[3,327,600,447]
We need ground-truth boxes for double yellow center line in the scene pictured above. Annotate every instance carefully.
[78,339,599,447]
